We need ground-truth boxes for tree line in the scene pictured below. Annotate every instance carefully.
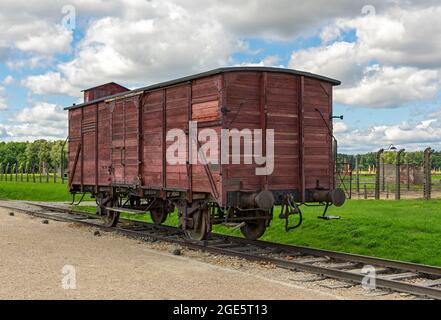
[0,140,67,173]
[337,150,441,170]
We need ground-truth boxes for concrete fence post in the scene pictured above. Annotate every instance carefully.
[407,161,410,191]
[423,147,432,200]
[375,149,384,200]
[349,170,353,199]
[355,156,360,194]
[395,149,405,200]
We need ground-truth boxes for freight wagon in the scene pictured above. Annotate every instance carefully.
[66,67,345,240]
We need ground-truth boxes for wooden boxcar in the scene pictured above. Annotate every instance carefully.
[66,67,345,240]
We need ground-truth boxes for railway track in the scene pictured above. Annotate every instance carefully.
[2,200,441,300]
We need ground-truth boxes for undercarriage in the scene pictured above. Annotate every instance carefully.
[70,185,344,241]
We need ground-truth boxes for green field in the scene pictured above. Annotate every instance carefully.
[1,179,440,266]
[0,179,90,202]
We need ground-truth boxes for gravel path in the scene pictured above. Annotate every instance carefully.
[0,206,412,300]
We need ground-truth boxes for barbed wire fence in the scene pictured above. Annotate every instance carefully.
[336,147,440,200]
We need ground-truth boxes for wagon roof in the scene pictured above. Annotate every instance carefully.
[81,82,130,92]
[65,66,341,110]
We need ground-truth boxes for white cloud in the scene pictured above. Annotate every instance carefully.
[22,72,79,97]
[0,124,11,139]
[3,123,67,142]
[204,0,390,40]
[340,6,441,69]
[335,66,440,108]
[0,98,7,111]
[13,0,441,101]
[236,55,283,67]
[288,5,441,109]
[0,102,67,141]
[336,119,441,153]
[0,86,7,110]
[13,24,72,55]
[2,75,14,85]
[0,15,72,59]
[289,41,362,85]
[6,56,54,70]
[334,121,348,134]
[24,3,240,96]
[4,0,441,145]
[16,102,67,124]
[0,101,67,141]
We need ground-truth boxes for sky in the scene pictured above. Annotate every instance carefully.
[0,0,441,154]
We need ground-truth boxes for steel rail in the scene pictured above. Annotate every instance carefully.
[2,201,441,300]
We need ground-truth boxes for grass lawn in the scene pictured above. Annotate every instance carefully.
[75,199,441,267]
[0,179,90,202]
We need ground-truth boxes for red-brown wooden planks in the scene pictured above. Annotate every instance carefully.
[166,85,189,190]
[68,108,82,186]
[69,69,337,204]
[142,91,164,188]
[303,78,332,189]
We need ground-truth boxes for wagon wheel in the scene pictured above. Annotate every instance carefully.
[185,205,210,241]
[240,211,267,240]
[99,197,120,228]
[151,208,168,225]
[150,200,173,225]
